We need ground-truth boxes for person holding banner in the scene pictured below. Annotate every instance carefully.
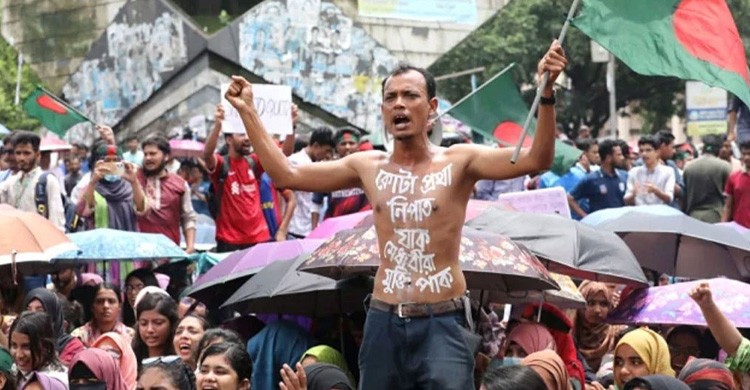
[225,41,567,389]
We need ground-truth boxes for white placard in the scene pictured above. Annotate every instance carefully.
[496,187,571,219]
[189,115,207,138]
[220,83,293,136]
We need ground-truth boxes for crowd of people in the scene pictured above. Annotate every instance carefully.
[0,43,748,390]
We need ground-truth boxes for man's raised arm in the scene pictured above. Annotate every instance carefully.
[225,76,360,192]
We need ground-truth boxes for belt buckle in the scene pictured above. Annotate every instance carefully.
[397,302,413,318]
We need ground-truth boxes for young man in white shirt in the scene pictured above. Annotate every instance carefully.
[625,135,675,205]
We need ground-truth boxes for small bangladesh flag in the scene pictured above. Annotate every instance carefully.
[23,87,90,137]
[573,0,750,108]
[446,63,582,176]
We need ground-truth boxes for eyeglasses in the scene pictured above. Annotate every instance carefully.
[142,355,182,366]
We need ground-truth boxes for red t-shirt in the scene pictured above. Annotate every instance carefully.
[210,154,270,245]
[725,170,750,228]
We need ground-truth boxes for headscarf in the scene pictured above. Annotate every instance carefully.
[522,350,573,390]
[92,332,137,390]
[133,286,170,309]
[247,320,314,390]
[21,371,67,390]
[304,363,354,390]
[301,346,356,386]
[616,328,675,378]
[0,346,12,374]
[623,375,690,390]
[69,348,127,390]
[21,288,73,352]
[677,357,736,390]
[574,281,623,371]
[506,322,557,356]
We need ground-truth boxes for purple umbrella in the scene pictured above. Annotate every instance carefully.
[306,211,372,239]
[608,278,750,327]
[187,239,324,306]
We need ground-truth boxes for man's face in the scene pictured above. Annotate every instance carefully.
[609,146,625,168]
[127,139,138,152]
[741,147,750,169]
[2,143,14,170]
[659,140,675,160]
[336,135,359,157]
[381,70,436,142]
[310,144,333,162]
[586,144,600,165]
[640,144,658,166]
[14,143,38,172]
[68,158,81,174]
[229,134,251,156]
[142,145,168,176]
[51,268,75,289]
[720,140,733,160]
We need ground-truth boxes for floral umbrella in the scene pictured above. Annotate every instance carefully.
[607,278,750,327]
[298,226,559,293]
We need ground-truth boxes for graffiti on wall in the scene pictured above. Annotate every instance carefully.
[239,0,399,131]
[63,11,189,129]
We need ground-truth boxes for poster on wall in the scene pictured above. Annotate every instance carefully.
[358,0,477,24]
[220,84,294,136]
[686,81,727,137]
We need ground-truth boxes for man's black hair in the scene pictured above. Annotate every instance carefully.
[637,135,659,150]
[656,130,675,147]
[381,63,437,100]
[141,135,171,155]
[310,127,335,148]
[599,139,620,161]
[575,138,596,153]
[13,131,40,152]
[701,134,723,156]
[740,140,750,151]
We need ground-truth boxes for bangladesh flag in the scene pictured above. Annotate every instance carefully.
[446,64,582,175]
[23,87,90,137]
[573,0,750,107]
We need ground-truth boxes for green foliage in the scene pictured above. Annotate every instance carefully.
[0,35,40,131]
[430,0,750,138]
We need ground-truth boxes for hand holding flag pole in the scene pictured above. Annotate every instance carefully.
[510,0,582,164]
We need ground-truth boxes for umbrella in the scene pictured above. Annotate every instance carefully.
[466,208,647,285]
[40,134,72,152]
[221,255,370,317]
[607,278,750,327]
[583,208,750,279]
[474,272,586,309]
[0,205,77,274]
[299,226,559,293]
[306,199,501,240]
[52,229,186,262]
[188,239,324,305]
[169,139,205,158]
[581,204,684,226]
[0,123,10,135]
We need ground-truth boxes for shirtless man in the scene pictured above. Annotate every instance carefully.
[226,40,567,389]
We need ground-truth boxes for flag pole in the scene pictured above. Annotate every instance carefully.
[510,0,582,163]
[36,85,96,125]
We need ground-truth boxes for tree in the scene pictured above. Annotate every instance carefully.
[430,0,750,138]
[0,35,40,131]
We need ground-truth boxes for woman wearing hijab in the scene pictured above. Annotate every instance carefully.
[522,350,573,390]
[20,371,67,390]
[574,281,626,372]
[247,320,314,390]
[614,328,675,389]
[92,332,137,390]
[503,322,557,362]
[622,375,691,390]
[22,288,86,366]
[68,348,127,390]
[300,346,356,386]
[677,358,736,390]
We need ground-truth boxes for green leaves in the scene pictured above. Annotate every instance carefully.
[0,35,40,132]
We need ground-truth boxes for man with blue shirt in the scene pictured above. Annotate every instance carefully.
[567,139,627,218]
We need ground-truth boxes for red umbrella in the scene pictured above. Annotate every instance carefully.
[169,139,205,158]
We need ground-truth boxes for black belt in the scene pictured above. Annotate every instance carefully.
[368,297,464,318]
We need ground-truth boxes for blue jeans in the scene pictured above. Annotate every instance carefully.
[358,306,475,390]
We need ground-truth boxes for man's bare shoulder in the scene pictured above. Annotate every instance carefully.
[343,150,390,166]
[443,143,500,159]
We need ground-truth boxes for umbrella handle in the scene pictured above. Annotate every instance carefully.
[11,250,17,286]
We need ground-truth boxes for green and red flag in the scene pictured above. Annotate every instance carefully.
[23,87,91,137]
[573,0,750,107]
[446,64,582,175]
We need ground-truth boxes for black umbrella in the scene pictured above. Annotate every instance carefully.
[220,255,369,317]
[466,208,648,286]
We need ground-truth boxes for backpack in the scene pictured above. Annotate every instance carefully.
[35,172,84,232]
[207,154,257,219]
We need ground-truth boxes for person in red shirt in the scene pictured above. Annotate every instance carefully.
[203,104,296,252]
[136,136,197,252]
[722,141,750,228]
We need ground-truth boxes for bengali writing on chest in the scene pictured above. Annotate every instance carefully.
[375,164,456,295]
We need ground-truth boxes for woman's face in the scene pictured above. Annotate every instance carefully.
[614,344,650,387]
[197,354,247,390]
[10,331,35,373]
[126,277,146,307]
[137,367,179,390]
[668,331,701,374]
[138,310,171,353]
[94,288,121,326]
[504,342,527,358]
[26,299,44,313]
[70,362,103,385]
[95,338,123,361]
[583,291,610,326]
[173,316,205,365]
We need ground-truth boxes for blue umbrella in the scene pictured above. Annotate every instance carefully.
[0,123,9,135]
[53,228,187,262]
[581,205,684,226]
